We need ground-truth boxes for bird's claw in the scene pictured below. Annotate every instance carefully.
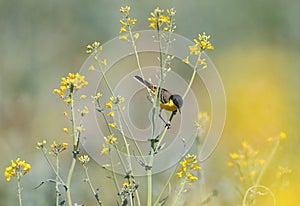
[165,123,171,129]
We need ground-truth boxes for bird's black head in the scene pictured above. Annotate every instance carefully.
[170,94,183,113]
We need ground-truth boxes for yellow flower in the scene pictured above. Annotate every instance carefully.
[89,65,95,71]
[4,158,31,181]
[37,140,47,149]
[80,106,89,116]
[189,45,200,55]
[101,59,107,66]
[120,27,127,33]
[54,73,88,103]
[65,97,71,104]
[119,35,128,41]
[107,111,114,117]
[104,135,117,145]
[24,163,31,173]
[123,181,130,187]
[279,132,287,140]
[63,127,69,133]
[108,122,116,128]
[53,89,64,97]
[187,172,198,183]
[134,32,140,40]
[227,161,233,167]
[148,7,175,30]
[239,176,244,182]
[177,154,200,185]
[197,32,214,51]
[249,170,256,177]
[276,166,292,179]
[120,6,130,14]
[128,18,137,24]
[259,159,266,165]
[86,41,102,54]
[191,164,201,170]
[182,56,190,64]
[242,141,249,150]
[101,144,109,154]
[230,153,239,160]
[120,19,127,26]
[80,95,87,100]
[176,171,183,178]
[159,15,170,24]
[78,155,90,164]
[91,92,103,100]
[49,141,68,156]
[105,101,113,108]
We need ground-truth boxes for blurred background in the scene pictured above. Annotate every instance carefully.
[0,0,299,205]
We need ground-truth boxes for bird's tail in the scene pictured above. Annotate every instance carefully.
[134,75,153,88]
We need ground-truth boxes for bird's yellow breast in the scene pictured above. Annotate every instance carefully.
[160,99,178,112]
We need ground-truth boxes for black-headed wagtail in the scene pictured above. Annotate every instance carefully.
[134,75,183,126]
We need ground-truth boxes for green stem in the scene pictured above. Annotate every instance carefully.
[17,174,22,206]
[109,149,121,199]
[66,94,79,206]
[114,144,129,174]
[41,150,66,186]
[172,178,187,206]
[66,158,76,206]
[148,24,176,205]
[255,139,280,185]
[97,60,145,161]
[183,53,202,99]
[128,26,146,83]
[56,155,60,206]
[116,105,132,172]
[135,190,141,206]
[153,164,179,206]
[147,169,152,206]
[83,166,103,205]
[147,114,172,206]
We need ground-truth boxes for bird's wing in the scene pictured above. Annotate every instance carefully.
[160,89,172,104]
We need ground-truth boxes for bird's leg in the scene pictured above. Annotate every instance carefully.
[159,109,171,129]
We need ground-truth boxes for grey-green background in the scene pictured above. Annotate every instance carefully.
[1,0,299,205]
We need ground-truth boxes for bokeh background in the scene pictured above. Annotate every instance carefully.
[0,0,299,205]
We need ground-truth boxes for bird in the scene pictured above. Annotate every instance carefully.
[134,75,183,127]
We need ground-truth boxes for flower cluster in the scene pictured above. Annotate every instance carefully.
[105,95,125,128]
[4,158,31,181]
[194,112,210,133]
[148,7,176,32]
[78,155,90,165]
[78,106,89,117]
[276,166,292,179]
[53,73,88,104]
[176,154,201,185]
[227,141,267,184]
[267,131,287,142]
[101,135,118,155]
[119,6,139,41]
[193,32,214,51]
[48,141,68,156]
[86,41,102,55]
[104,135,117,145]
[36,140,47,150]
[118,180,138,204]
[182,32,214,69]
